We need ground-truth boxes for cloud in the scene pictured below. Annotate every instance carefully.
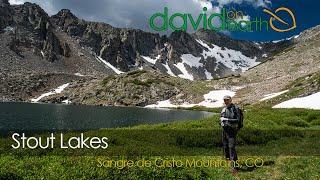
[235,15,251,22]
[215,0,272,8]
[8,0,24,4]
[8,0,267,35]
[9,0,57,15]
[9,0,211,32]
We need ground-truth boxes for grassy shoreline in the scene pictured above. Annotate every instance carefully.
[1,107,320,179]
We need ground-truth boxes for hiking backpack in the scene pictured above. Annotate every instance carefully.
[236,106,244,129]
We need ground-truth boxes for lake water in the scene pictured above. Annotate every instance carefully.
[0,102,213,133]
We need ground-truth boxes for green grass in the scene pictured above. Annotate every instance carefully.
[1,107,320,179]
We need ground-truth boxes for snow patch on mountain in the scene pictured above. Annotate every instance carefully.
[204,69,213,80]
[145,89,236,108]
[181,54,203,68]
[174,62,194,80]
[96,56,124,74]
[254,42,263,49]
[260,90,289,101]
[62,99,72,104]
[145,99,178,108]
[31,83,70,102]
[272,34,300,43]
[141,55,160,64]
[231,85,246,91]
[3,26,14,32]
[163,62,176,77]
[179,53,215,80]
[74,73,85,77]
[196,39,259,72]
[199,90,236,108]
[40,51,45,58]
[273,92,320,110]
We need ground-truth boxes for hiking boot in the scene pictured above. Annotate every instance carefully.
[231,168,238,176]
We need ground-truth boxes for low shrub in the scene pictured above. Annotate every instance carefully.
[127,70,147,77]
[283,117,309,127]
[102,75,115,85]
[310,119,320,126]
[305,111,320,122]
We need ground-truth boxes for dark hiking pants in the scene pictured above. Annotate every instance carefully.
[222,126,238,161]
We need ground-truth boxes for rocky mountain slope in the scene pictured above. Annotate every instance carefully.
[2,0,318,106]
[0,0,112,77]
[0,0,292,80]
[40,70,213,106]
[39,23,320,107]
[49,7,294,80]
[230,25,320,105]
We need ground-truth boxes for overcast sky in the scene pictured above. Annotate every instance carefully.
[8,0,270,31]
[8,0,320,41]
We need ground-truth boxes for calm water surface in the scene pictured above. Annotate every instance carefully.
[0,102,213,132]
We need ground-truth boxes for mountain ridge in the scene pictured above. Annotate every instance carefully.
[1,1,294,80]
[1,0,318,106]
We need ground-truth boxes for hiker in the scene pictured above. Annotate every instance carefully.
[220,95,243,173]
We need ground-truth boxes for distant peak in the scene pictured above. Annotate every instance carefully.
[55,9,77,19]
[169,30,191,39]
[195,29,225,38]
[59,9,72,14]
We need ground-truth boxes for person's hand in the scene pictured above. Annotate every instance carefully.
[220,117,228,121]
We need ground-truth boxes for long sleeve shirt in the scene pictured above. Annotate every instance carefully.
[220,104,240,127]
